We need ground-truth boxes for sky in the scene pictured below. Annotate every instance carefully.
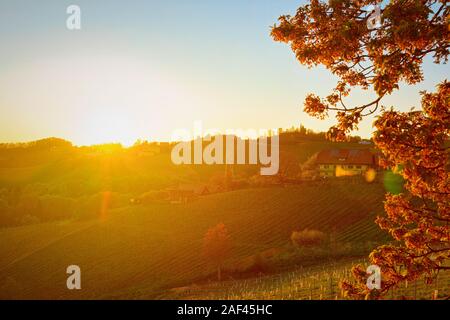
[0,0,448,146]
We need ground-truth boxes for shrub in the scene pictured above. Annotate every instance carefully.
[291,229,326,248]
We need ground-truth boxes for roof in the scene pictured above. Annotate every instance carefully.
[315,149,375,165]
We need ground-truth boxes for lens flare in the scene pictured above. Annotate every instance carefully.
[365,168,377,183]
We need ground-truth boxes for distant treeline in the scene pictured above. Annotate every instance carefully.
[0,189,129,227]
[277,125,364,144]
[0,126,366,150]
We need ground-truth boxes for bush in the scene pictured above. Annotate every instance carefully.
[291,229,326,248]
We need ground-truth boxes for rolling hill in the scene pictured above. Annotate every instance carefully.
[0,182,388,299]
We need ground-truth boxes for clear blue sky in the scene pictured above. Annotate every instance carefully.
[0,0,448,145]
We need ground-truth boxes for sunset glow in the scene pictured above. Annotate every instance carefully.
[0,0,448,304]
[0,1,447,146]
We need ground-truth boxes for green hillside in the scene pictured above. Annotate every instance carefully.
[0,136,376,228]
[0,183,387,299]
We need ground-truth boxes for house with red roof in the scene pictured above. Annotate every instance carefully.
[315,149,377,177]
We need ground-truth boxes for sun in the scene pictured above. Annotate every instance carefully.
[30,53,187,146]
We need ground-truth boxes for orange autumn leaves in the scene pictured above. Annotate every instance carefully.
[271,0,449,299]
[271,0,449,141]
[342,83,449,299]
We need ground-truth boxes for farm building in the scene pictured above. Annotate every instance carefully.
[315,149,377,177]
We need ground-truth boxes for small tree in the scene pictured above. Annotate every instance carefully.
[203,223,231,281]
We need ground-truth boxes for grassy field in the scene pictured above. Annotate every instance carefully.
[0,182,388,299]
